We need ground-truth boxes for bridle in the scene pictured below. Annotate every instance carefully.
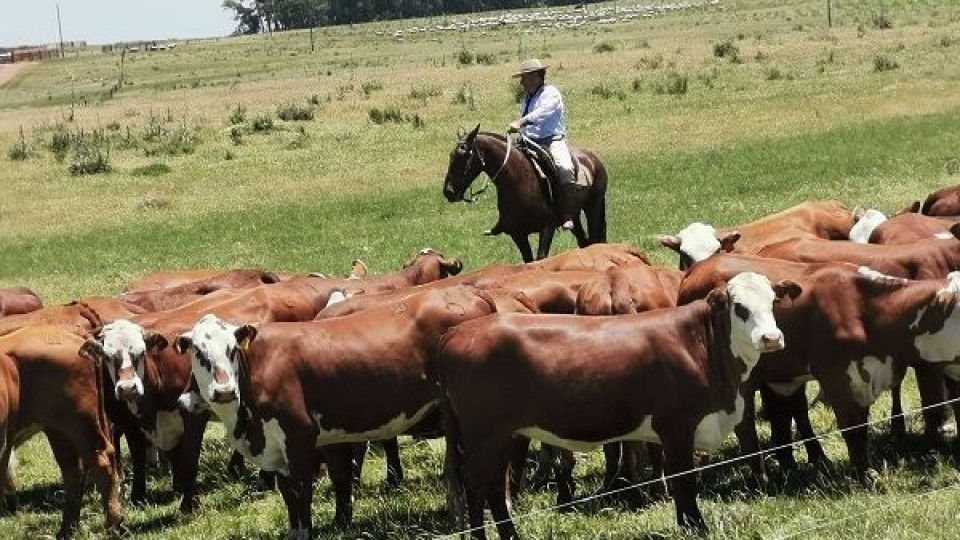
[459,134,512,204]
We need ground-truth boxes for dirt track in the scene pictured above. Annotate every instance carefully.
[0,63,33,87]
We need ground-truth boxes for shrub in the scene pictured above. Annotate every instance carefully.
[362,81,383,98]
[635,54,663,70]
[766,67,784,80]
[873,55,899,72]
[7,127,31,161]
[408,85,442,102]
[287,126,310,150]
[276,102,315,121]
[654,72,689,96]
[229,126,244,145]
[453,85,476,110]
[70,140,111,176]
[250,114,275,132]
[369,106,406,124]
[713,39,740,63]
[161,124,200,155]
[475,52,498,65]
[229,104,247,125]
[589,84,624,100]
[224,150,236,161]
[593,41,616,53]
[938,36,955,47]
[872,12,893,29]
[50,128,73,161]
[457,49,475,65]
[130,162,171,177]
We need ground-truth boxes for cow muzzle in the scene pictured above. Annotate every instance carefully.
[210,385,237,404]
[759,332,785,353]
[116,380,142,401]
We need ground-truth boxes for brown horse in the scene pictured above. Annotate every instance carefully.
[442,125,608,262]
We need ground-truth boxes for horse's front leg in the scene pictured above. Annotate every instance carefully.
[570,219,589,247]
[536,226,557,260]
[509,232,535,263]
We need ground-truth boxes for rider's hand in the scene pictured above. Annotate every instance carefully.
[507,119,524,133]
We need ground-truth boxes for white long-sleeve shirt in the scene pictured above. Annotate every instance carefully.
[519,84,566,141]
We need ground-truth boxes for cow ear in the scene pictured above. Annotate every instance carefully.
[145,333,168,353]
[852,205,866,221]
[773,280,802,301]
[79,339,106,362]
[173,333,193,354]
[443,257,464,276]
[235,325,257,352]
[895,201,921,215]
[706,288,729,312]
[657,234,682,253]
[719,231,741,252]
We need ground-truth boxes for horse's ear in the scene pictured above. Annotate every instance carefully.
[466,124,480,141]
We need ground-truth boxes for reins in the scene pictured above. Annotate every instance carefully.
[464,133,512,204]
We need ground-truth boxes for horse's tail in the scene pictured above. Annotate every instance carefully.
[585,156,608,244]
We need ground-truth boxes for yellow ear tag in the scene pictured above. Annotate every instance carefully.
[238,337,251,356]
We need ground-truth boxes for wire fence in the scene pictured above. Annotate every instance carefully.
[436,394,960,539]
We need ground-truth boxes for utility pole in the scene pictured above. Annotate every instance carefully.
[827,0,833,28]
[56,3,65,58]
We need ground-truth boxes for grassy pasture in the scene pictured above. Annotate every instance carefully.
[2,0,960,538]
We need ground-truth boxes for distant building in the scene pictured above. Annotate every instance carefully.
[0,46,58,63]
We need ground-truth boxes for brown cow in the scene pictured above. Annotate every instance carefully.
[438,273,797,537]
[80,250,465,513]
[119,269,282,312]
[0,287,43,317]
[0,298,143,338]
[680,255,960,480]
[171,285,536,538]
[919,184,960,217]
[658,200,853,267]
[0,326,123,539]
[528,243,651,271]
[576,264,683,316]
[849,209,955,245]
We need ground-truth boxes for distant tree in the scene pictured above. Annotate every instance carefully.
[222,0,263,35]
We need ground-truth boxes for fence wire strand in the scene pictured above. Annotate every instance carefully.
[435,394,960,539]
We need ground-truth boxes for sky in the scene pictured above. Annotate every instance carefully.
[1,1,238,47]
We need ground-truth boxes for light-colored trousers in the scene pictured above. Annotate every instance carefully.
[547,139,576,184]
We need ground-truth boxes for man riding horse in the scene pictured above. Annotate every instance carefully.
[508,58,585,233]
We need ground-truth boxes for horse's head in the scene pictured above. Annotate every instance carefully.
[443,124,484,203]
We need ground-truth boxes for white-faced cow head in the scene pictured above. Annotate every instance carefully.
[174,314,256,407]
[80,319,168,402]
[708,272,801,365]
[848,208,888,244]
[658,223,741,270]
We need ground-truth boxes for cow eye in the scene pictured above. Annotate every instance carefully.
[733,302,750,322]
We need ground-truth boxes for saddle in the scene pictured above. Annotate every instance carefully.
[516,135,587,206]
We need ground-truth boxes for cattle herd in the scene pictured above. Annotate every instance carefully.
[4,184,960,539]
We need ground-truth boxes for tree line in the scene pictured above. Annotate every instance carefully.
[221,0,590,33]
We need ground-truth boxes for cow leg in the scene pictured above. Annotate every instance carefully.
[123,428,149,506]
[487,456,520,540]
[46,431,83,540]
[822,386,873,482]
[175,413,209,513]
[351,442,368,484]
[915,363,950,442]
[647,443,667,500]
[382,438,403,489]
[462,436,514,540]
[601,442,622,491]
[661,432,706,533]
[0,445,15,514]
[323,444,355,528]
[889,359,909,439]
[535,227,557,261]
[509,233,535,264]
[277,473,314,540]
[733,387,767,481]
[227,450,247,480]
[554,448,576,508]
[508,436,530,501]
[529,443,556,490]
[787,387,828,466]
[760,386,799,472]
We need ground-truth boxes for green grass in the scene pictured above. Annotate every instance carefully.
[2,0,960,538]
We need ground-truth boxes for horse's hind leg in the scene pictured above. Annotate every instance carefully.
[536,227,557,260]
[510,233,535,263]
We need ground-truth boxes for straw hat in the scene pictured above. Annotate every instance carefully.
[513,58,548,77]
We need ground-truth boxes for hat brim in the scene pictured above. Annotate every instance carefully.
[512,66,548,77]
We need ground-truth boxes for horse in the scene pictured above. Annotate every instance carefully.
[442,124,608,262]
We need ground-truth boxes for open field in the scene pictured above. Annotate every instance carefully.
[2,0,960,538]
